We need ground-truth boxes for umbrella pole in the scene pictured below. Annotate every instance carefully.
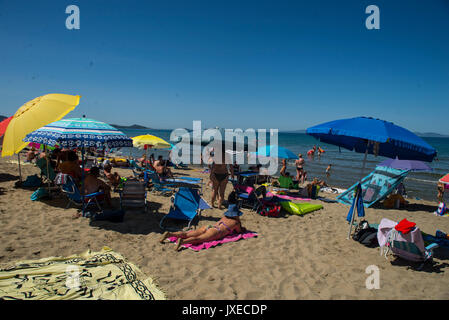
[44,145,51,198]
[145,147,148,170]
[81,146,85,216]
[360,146,369,181]
[17,153,22,182]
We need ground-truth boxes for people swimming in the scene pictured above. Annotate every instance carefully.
[307,145,317,157]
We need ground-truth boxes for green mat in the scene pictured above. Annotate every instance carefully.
[281,201,323,216]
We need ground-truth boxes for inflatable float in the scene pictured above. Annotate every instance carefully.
[281,201,323,216]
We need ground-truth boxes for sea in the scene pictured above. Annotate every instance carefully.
[116,128,449,202]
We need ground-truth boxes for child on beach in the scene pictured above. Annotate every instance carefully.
[326,164,332,179]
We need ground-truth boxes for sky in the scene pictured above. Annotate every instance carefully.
[0,0,448,134]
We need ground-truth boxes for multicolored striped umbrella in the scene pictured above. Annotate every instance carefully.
[23,117,133,149]
[440,173,449,189]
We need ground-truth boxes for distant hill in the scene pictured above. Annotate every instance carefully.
[281,129,448,138]
[415,132,449,138]
[111,124,151,129]
[0,115,7,122]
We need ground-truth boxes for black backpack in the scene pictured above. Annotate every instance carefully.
[352,220,379,248]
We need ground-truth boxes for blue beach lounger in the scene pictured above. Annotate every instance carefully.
[159,187,211,230]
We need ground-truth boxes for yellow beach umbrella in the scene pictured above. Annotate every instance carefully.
[132,134,171,149]
[2,94,81,157]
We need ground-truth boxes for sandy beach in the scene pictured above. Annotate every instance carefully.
[1,154,449,300]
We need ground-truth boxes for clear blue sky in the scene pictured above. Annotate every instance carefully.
[1,0,448,133]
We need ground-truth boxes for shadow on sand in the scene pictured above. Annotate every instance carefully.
[0,173,20,183]
[87,201,165,235]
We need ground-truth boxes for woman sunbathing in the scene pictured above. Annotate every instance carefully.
[160,192,246,251]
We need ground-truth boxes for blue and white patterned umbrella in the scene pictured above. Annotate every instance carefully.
[23,117,133,149]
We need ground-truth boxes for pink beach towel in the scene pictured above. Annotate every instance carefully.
[266,191,310,201]
[168,231,258,251]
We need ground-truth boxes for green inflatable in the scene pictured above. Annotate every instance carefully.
[281,201,323,216]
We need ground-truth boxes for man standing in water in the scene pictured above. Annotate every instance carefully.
[295,154,305,184]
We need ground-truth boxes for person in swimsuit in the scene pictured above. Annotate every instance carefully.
[160,191,246,251]
[437,182,445,202]
[295,154,305,184]
[210,151,234,209]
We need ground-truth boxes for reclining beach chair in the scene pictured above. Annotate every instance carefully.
[159,187,211,230]
[377,218,439,269]
[129,159,146,171]
[119,179,147,212]
[146,171,177,195]
[163,175,204,194]
[234,184,267,211]
[148,171,203,194]
[59,175,104,211]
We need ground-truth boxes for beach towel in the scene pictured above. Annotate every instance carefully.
[346,183,365,222]
[167,231,258,251]
[0,247,166,300]
[394,219,416,234]
[266,191,310,202]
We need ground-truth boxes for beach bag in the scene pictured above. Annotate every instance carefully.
[22,174,42,188]
[352,220,379,247]
[30,187,49,201]
[257,202,282,217]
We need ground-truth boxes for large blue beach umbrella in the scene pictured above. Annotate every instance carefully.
[306,116,437,239]
[252,145,297,159]
[306,117,437,162]
[24,117,133,214]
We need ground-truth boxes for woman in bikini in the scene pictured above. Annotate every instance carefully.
[210,151,234,209]
[295,154,305,184]
[160,192,246,251]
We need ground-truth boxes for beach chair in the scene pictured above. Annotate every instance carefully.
[147,171,177,195]
[119,179,148,212]
[163,175,204,194]
[60,175,104,211]
[234,184,266,211]
[159,187,211,230]
[378,218,439,269]
[129,159,146,171]
[170,160,189,169]
[278,175,298,189]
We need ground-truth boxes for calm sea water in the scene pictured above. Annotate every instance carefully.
[116,128,449,202]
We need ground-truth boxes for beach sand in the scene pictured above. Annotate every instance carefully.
[1,155,449,300]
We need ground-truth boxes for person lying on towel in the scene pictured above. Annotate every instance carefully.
[160,191,247,251]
